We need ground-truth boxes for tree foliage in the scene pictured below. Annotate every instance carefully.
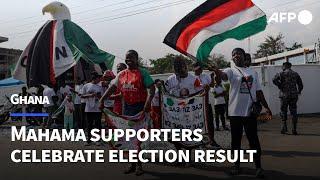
[148,54,193,74]
[149,53,230,74]
[254,33,286,58]
[207,54,230,69]
[254,33,303,58]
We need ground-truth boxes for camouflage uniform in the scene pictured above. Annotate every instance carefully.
[273,69,303,134]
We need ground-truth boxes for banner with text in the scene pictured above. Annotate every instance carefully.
[161,93,208,147]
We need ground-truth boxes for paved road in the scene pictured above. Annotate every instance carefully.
[1,116,320,180]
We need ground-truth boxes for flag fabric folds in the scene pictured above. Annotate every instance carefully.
[163,0,267,63]
[102,108,151,151]
[13,19,115,87]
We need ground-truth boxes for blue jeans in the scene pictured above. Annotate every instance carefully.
[64,114,74,130]
[123,102,145,116]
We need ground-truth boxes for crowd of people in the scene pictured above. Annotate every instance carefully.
[15,48,304,178]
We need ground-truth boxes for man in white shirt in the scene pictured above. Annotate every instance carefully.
[210,48,272,178]
[164,57,202,155]
[193,62,221,149]
[79,80,87,129]
[43,85,57,128]
[81,72,104,146]
[74,79,83,129]
[165,57,202,97]
[59,82,72,101]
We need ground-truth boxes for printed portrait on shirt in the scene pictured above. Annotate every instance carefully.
[240,75,253,94]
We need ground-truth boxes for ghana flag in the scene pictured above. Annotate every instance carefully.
[163,0,267,62]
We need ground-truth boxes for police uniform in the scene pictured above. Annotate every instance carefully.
[273,68,303,134]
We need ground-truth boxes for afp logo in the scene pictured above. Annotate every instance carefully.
[268,10,313,25]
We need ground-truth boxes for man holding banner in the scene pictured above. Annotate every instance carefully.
[100,50,155,176]
[163,57,208,151]
[164,57,202,97]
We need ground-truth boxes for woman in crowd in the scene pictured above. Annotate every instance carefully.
[210,48,272,178]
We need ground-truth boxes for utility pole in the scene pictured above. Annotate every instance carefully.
[317,38,320,63]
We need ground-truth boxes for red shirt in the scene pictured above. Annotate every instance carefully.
[116,69,148,105]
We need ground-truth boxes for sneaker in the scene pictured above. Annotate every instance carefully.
[223,126,230,131]
[255,168,265,178]
[281,128,288,134]
[135,166,144,176]
[281,123,288,134]
[292,130,298,135]
[215,127,220,131]
[124,164,136,174]
[229,165,240,176]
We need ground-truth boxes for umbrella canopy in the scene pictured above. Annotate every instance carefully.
[0,77,24,87]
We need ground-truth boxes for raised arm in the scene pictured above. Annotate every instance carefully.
[209,66,228,82]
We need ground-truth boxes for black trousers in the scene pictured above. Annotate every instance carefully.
[214,104,226,128]
[207,104,216,144]
[86,112,102,142]
[80,103,86,129]
[229,116,261,168]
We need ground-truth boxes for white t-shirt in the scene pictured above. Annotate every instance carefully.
[74,84,83,105]
[196,73,212,88]
[82,82,103,112]
[100,83,114,108]
[43,87,56,108]
[223,67,262,117]
[165,73,202,97]
[211,85,226,105]
[59,85,72,98]
[79,84,86,104]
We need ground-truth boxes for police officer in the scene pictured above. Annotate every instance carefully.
[273,62,303,135]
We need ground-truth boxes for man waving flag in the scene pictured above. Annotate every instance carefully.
[163,0,267,63]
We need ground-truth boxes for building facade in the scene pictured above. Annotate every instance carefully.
[0,47,22,80]
[253,44,320,66]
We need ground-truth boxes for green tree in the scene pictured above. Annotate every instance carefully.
[254,33,303,58]
[207,54,230,69]
[254,33,286,58]
[149,54,193,74]
[149,53,230,74]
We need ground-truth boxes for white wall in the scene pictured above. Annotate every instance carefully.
[252,65,320,115]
